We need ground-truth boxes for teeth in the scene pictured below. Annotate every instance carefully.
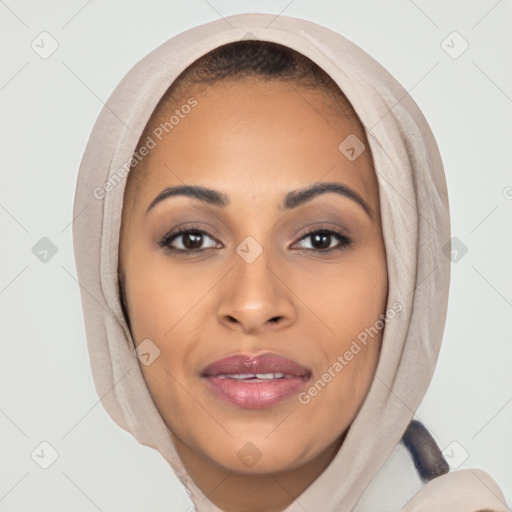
[256,373,284,379]
[221,372,286,380]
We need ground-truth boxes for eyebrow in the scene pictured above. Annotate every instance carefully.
[145,182,372,218]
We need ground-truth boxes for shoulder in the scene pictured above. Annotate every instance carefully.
[354,443,509,512]
[400,468,509,512]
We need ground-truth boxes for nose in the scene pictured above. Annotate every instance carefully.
[216,248,296,335]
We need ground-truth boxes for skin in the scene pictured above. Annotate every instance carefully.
[118,78,388,512]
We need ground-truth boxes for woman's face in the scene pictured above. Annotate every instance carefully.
[119,78,388,476]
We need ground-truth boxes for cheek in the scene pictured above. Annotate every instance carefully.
[123,256,219,404]
[294,248,387,412]
[298,333,380,442]
[297,271,386,431]
[124,253,216,342]
[124,266,196,425]
[295,250,388,341]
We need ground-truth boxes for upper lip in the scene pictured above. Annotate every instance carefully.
[201,352,311,378]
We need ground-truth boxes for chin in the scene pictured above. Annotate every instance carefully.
[205,431,327,475]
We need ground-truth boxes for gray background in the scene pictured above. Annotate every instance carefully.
[1,0,511,510]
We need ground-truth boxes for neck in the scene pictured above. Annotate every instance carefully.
[171,432,345,512]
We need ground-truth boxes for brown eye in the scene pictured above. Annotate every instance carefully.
[159,226,351,254]
[310,232,331,250]
[159,228,221,252]
[294,229,352,252]
[181,232,204,249]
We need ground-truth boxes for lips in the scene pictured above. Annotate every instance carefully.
[202,353,311,378]
[201,353,311,409]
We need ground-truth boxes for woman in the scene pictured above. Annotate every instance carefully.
[72,13,508,512]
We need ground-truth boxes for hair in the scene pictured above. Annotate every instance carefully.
[401,420,449,482]
[158,39,356,117]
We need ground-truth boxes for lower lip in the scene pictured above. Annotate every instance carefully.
[204,376,309,409]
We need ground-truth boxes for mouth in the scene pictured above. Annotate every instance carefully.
[201,353,311,409]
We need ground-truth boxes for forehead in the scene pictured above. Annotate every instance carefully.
[132,78,378,210]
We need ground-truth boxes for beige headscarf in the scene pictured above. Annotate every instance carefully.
[72,12,508,512]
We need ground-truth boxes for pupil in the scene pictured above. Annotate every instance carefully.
[312,232,330,249]
[184,233,203,249]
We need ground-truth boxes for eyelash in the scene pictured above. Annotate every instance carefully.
[158,224,352,254]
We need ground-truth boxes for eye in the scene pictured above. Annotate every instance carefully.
[293,228,352,252]
[158,226,352,254]
[159,227,221,252]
